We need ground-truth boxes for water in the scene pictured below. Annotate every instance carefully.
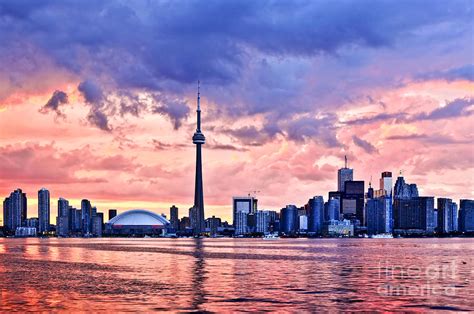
[0,238,472,312]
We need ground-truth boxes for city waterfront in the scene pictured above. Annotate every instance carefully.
[0,238,472,312]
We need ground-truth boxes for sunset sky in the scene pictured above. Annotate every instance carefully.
[0,0,473,222]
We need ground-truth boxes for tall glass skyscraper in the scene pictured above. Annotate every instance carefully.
[308,196,324,235]
[38,188,50,234]
[81,199,92,235]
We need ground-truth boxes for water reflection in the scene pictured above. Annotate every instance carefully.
[0,238,472,311]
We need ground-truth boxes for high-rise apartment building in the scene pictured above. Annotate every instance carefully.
[38,188,50,234]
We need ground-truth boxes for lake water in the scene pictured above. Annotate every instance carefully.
[0,238,473,312]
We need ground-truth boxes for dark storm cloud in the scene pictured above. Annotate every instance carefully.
[152,96,191,130]
[0,0,472,138]
[87,109,111,132]
[406,97,474,122]
[352,136,377,154]
[39,90,68,116]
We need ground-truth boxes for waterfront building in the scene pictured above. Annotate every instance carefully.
[233,196,257,235]
[299,214,308,232]
[108,209,117,221]
[92,213,103,237]
[437,198,455,234]
[105,209,169,236]
[337,156,353,192]
[170,205,179,230]
[325,197,340,222]
[206,216,221,236]
[308,196,324,235]
[57,197,70,236]
[343,180,365,224]
[280,205,298,235]
[15,227,37,237]
[38,188,50,234]
[191,82,206,235]
[393,196,435,234]
[3,197,12,233]
[323,219,354,237]
[74,209,82,233]
[255,210,270,234]
[450,202,458,232]
[4,189,27,233]
[459,199,474,232]
[81,199,92,235]
[366,196,392,235]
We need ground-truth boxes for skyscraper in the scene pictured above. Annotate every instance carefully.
[380,172,393,197]
[307,196,324,235]
[192,82,206,235]
[233,196,258,235]
[366,196,392,235]
[459,199,474,232]
[437,198,453,234]
[57,197,70,236]
[342,180,365,224]
[3,197,12,233]
[337,155,353,192]
[393,196,435,234]
[81,199,92,235]
[170,205,179,230]
[38,188,50,234]
[393,174,418,199]
[280,205,299,235]
[6,189,27,233]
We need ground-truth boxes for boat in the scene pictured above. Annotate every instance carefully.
[263,234,280,240]
[369,233,394,239]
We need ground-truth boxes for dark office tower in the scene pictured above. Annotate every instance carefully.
[366,196,392,235]
[81,199,92,235]
[459,199,474,232]
[450,202,458,232]
[8,189,27,231]
[57,197,70,236]
[343,181,365,224]
[308,196,324,235]
[170,205,179,230]
[68,206,76,234]
[325,197,340,222]
[38,188,50,234]
[280,205,299,235]
[337,155,353,192]
[92,212,103,237]
[393,196,435,234]
[437,198,453,234]
[108,209,117,221]
[74,209,82,232]
[394,175,419,199]
[3,197,12,233]
[191,82,206,235]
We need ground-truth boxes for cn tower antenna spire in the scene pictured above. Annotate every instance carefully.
[197,80,201,110]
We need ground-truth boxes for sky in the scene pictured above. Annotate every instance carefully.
[0,0,473,222]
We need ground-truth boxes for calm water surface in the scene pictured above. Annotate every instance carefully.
[0,238,473,312]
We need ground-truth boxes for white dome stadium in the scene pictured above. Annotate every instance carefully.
[107,209,169,226]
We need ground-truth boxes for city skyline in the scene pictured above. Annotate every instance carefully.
[0,1,473,223]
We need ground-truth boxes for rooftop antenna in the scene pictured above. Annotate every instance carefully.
[344,155,348,168]
[369,175,372,188]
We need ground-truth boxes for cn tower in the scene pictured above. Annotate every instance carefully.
[192,81,205,234]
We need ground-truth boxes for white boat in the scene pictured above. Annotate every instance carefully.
[369,233,394,239]
[263,234,280,240]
